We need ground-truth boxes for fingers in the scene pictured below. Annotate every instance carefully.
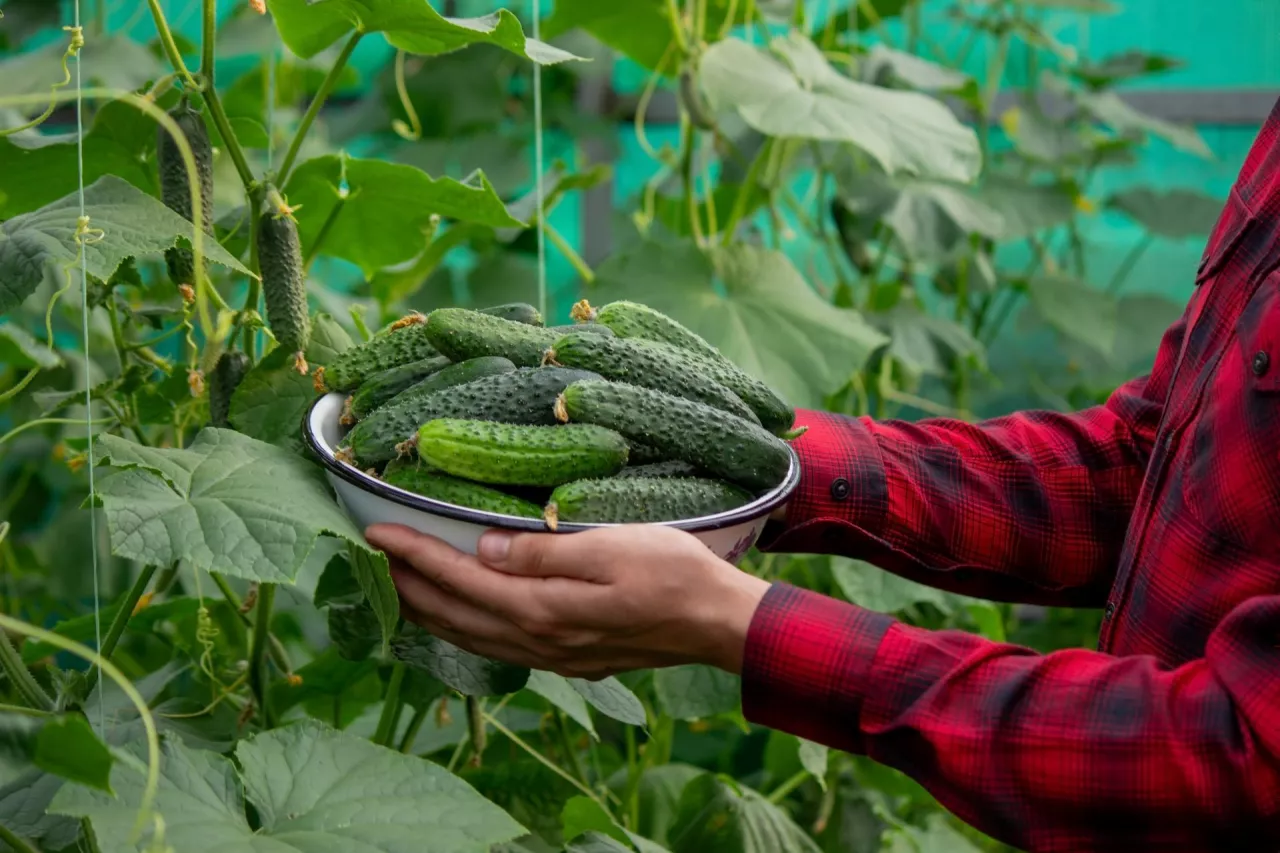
[476,528,616,582]
[391,563,516,645]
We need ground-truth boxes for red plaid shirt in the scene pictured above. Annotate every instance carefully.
[745,98,1280,853]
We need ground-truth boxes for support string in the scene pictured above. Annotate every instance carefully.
[532,0,547,322]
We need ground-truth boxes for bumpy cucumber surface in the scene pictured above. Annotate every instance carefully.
[382,463,543,519]
[415,419,628,487]
[208,350,249,428]
[547,332,759,424]
[390,356,516,406]
[630,338,795,435]
[425,308,558,368]
[615,460,703,480]
[574,300,721,360]
[343,366,600,466]
[558,380,791,492]
[158,100,214,288]
[625,440,669,465]
[323,322,438,392]
[547,476,751,525]
[256,191,310,366]
[349,356,451,420]
[480,302,543,326]
[548,323,614,337]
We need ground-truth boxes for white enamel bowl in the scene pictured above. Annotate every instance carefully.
[303,392,800,564]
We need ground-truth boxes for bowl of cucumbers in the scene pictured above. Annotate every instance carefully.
[302,300,804,565]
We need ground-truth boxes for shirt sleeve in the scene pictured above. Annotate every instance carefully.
[741,583,1280,853]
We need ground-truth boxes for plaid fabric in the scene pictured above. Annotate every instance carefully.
[743,98,1280,852]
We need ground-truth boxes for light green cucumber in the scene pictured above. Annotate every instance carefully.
[425,307,559,368]
[546,476,752,526]
[322,319,438,392]
[382,463,543,519]
[415,419,628,487]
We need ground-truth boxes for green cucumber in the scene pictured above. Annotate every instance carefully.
[548,323,614,337]
[571,299,721,360]
[382,463,543,519]
[158,98,214,289]
[415,419,628,487]
[630,338,794,435]
[546,476,751,526]
[321,319,437,393]
[349,356,452,420]
[625,440,669,465]
[342,366,600,467]
[208,350,249,428]
[390,356,516,405]
[557,380,791,492]
[257,186,310,373]
[547,332,759,424]
[615,460,703,479]
[425,308,559,368]
[479,302,543,326]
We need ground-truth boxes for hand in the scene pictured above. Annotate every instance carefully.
[364,523,772,680]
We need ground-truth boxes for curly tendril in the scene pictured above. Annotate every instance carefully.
[0,27,85,138]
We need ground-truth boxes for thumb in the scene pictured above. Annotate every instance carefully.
[476,530,606,581]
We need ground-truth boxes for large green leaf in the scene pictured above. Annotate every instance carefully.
[1026,273,1118,357]
[0,324,60,369]
[699,34,981,183]
[860,44,972,93]
[1044,74,1210,158]
[394,623,531,697]
[831,558,951,614]
[90,428,389,594]
[653,665,739,720]
[0,771,81,853]
[873,306,985,379]
[268,0,583,64]
[527,671,597,736]
[569,677,647,728]
[52,721,526,853]
[586,240,887,409]
[1105,187,1223,240]
[667,773,821,853]
[541,0,743,73]
[0,35,163,104]
[977,174,1077,239]
[0,714,113,793]
[0,176,251,316]
[884,814,984,853]
[285,155,523,278]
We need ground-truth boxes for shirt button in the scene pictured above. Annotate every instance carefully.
[1253,350,1270,377]
[1104,601,1116,618]
[830,478,851,501]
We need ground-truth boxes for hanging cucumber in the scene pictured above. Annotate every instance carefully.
[256,186,311,375]
[382,463,543,520]
[348,356,452,421]
[157,98,214,290]
[319,315,438,393]
[414,419,629,488]
[545,476,750,528]
[208,349,249,429]
[424,308,559,368]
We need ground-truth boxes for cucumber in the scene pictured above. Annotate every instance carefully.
[630,337,795,435]
[615,460,703,479]
[415,419,628,487]
[257,186,310,374]
[382,462,543,519]
[557,380,791,492]
[391,356,516,405]
[571,299,721,360]
[349,356,452,420]
[157,98,214,289]
[548,323,614,337]
[546,332,760,424]
[479,302,543,326]
[208,350,249,428]
[321,321,438,393]
[342,366,600,467]
[626,440,669,465]
[425,308,559,368]
[545,476,751,527]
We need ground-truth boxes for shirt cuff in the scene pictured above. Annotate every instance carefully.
[755,408,889,554]
[740,582,895,754]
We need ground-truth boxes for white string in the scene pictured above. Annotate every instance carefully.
[71,0,104,731]
[531,0,547,322]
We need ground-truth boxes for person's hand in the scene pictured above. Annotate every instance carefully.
[364,523,772,680]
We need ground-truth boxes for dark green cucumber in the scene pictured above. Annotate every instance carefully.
[390,356,516,406]
[322,320,438,393]
[349,356,451,420]
[572,299,721,360]
[630,337,795,435]
[343,367,600,467]
[257,186,310,371]
[547,477,751,526]
[425,308,559,368]
[626,440,669,465]
[208,350,249,428]
[547,332,759,424]
[158,98,214,288]
[415,419,628,487]
[615,460,703,479]
[382,463,543,519]
[479,302,543,326]
[548,323,614,337]
[557,380,791,492]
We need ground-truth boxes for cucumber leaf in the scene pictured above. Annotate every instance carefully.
[0,324,60,369]
[653,665,740,721]
[1105,187,1223,240]
[527,671,596,736]
[268,0,584,64]
[394,623,530,697]
[668,773,821,853]
[1027,272,1118,357]
[0,714,114,793]
[568,676,647,728]
[541,0,740,73]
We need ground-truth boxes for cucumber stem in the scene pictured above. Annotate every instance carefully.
[0,629,52,712]
[278,32,362,184]
[84,562,161,693]
[247,583,276,728]
[373,664,406,747]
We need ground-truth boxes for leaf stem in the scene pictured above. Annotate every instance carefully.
[555,711,591,792]
[146,0,201,91]
[205,85,257,193]
[465,695,486,766]
[0,823,39,853]
[1105,233,1153,295]
[766,769,809,804]
[398,704,429,753]
[0,629,53,712]
[201,0,217,80]
[721,138,771,246]
[248,582,276,728]
[0,702,53,718]
[373,664,406,747]
[0,418,90,449]
[303,195,347,270]
[84,562,160,693]
[484,710,611,813]
[545,222,594,284]
[278,32,362,185]
[679,117,705,248]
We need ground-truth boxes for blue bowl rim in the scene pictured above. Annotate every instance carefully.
[302,391,801,535]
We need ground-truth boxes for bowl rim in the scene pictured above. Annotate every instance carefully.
[302,391,801,534]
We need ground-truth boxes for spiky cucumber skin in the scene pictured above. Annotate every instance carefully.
[257,207,310,356]
[390,356,517,407]
[425,308,558,368]
[548,323,614,337]
[324,324,438,392]
[158,101,214,288]
[559,380,791,493]
[344,367,600,466]
[615,460,703,480]
[629,337,795,435]
[416,419,629,487]
[349,356,451,420]
[208,350,250,428]
[382,463,543,519]
[479,302,543,326]
[549,476,751,524]
[548,332,760,425]
[626,440,669,465]
[590,301,722,360]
